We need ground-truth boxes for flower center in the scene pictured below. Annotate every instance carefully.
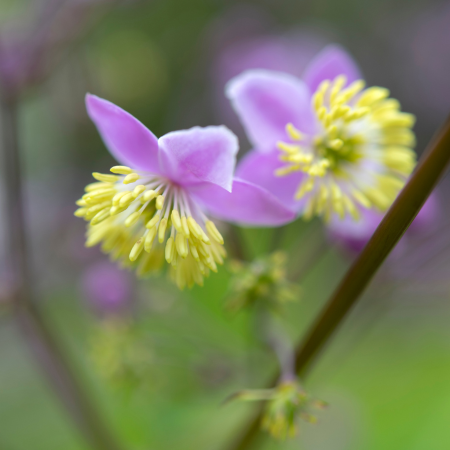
[275,75,416,221]
[75,165,226,289]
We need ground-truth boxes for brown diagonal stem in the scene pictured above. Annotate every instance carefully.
[227,115,450,450]
[0,98,125,450]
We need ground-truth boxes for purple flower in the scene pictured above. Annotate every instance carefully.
[226,45,417,222]
[81,261,133,314]
[75,95,295,289]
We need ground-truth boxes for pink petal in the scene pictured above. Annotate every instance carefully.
[158,126,238,192]
[236,149,304,212]
[189,179,296,227]
[225,69,315,152]
[86,94,160,172]
[303,45,362,93]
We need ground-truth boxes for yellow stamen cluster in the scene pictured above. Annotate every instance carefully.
[276,75,416,221]
[75,166,226,289]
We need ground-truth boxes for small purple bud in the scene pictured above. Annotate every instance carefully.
[80,261,133,314]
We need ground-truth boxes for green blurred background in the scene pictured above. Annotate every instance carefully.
[1,0,450,449]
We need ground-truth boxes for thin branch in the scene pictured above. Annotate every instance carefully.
[0,98,125,450]
[226,115,450,450]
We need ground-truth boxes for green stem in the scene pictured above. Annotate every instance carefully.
[226,115,450,450]
[0,98,124,450]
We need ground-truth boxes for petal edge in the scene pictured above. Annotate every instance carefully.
[86,94,160,172]
[189,178,297,227]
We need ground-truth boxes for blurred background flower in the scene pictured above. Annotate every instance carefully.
[80,260,134,315]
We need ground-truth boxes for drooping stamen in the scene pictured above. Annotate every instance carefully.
[75,165,226,289]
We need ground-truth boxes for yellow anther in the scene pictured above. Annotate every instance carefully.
[330,106,342,120]
[357,87,389,107]
[330,183,342,200]
[143,190,157,202]
[145,227,157,252]
[133,185,146,198]
[330,75,347,103]
[171,210,182,232]
[351,189,371,208]
[317,80,330,96]
[313,90,324,111]
[156,195,164,210]
[190,244,200,261]
[336,105,351,118]
[206,221,224,245]
[129,237,145,261]
[119,192,134,207]
[329,139,344,150]
[82,188,115,200]
[146,213,160,229]
[75,199,87,207]
[112,191,129,205]
[317,106,327,122]
[295,177,315,200]
[285,123,303,141]
[287,153,313,164]
[377,174,404,195]
[333,197,345,218]
[123,173,140,184]
[372,99,400,115]
[333,74,347,89]
[87,201,111,214]
[326,124,338,138]
[277,141,301,154]
[125,211,141,227]
[364,188,390,210]
[165,237,175,263]
[199,227,210,244]
[175,233,188,258]
[91,208,110,225]
[385,148,416,174]
[380,112,416,128]
[335,80,365,106]
[181,216,190,237]
[158,218,168,243]
[343,195,359,220]
[308,159,329,177]
[74,207,87,217]
[187,217,202,239]
[85,182,111,192]
[323,113,332,128]
[110,205,126,216]
[275,165,300,177]
[110,165,133,175]
[92,172,119,183]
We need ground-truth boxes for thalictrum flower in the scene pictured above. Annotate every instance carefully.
[75,95,295,289]
[226,45,417,222]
